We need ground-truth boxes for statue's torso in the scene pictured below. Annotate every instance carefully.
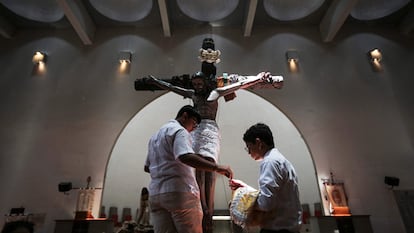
[192,95,218,120]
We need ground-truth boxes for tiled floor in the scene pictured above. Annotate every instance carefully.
[213,220,260,233]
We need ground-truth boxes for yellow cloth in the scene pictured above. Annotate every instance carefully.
[229,186,260,228]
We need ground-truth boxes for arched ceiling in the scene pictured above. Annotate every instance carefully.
[0,0,64,23]
[89,0,153,22]
[263,0,325,21]
[176,0,239,22]
[350,0,411,20]
[0,0,413,44]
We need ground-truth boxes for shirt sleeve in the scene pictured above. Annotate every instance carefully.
[256,160,282,211]
[173,128,195,159]
[145,138,152,167]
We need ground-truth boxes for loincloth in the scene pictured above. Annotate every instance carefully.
[191,119,220,162]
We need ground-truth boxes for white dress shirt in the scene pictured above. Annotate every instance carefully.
[145,119,199,196]
[257,148,302,232]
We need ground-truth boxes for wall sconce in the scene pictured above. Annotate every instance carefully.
[286,50,299,72]
[119,51,132,74]
[119,51,132,64]
[368,48,382,71]
[369,48,382,62]
[32,51,47,64]
[58,176,102,194]
[384,176,400,189]
[58,182,73,194]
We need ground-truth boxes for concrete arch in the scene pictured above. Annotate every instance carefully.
[102,90,321,219]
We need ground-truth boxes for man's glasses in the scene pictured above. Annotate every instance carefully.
[244,146,250,153]
[191,117,199,127]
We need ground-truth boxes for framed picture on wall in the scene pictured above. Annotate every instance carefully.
[325,183,348,207]
[324,183,350,216]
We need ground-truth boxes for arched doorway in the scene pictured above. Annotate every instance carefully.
[101,90,320,220]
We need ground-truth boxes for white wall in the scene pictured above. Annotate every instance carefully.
[0,26,413,233]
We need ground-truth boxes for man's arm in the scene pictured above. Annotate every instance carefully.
[179,153,233,178]
[147,75,194,98]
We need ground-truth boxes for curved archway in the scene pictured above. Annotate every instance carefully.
[101,90,320,219]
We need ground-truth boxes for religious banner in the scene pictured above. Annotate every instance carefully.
[324,183,350,216]
[76,188,95,219]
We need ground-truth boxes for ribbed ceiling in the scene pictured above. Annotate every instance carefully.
[177,0,239,22]
[0,0,64,23]
[350,0,410,20]
[263,0,325,21]
[0,0,412,43]
[89,0,153,22]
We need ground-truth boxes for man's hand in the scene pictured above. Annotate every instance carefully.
[215,165,233,179]
[229,179,246,191]
[257,71,271,80]
[257,72,284,89]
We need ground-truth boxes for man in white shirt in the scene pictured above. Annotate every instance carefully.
[144,105,233,233]
[230,123,302,233]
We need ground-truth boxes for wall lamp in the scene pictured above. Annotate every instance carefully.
[58,182,74,194]
[32,51,47,64]
[369,48,382,62]
[368,48,382,71]
[384,176,399,189]
[118,51,132,74]
[286,50,299,72]
[119,51,132,64]
[58,176,102,195]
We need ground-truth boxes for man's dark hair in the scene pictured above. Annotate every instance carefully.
[176,105,201,124]
[243,123,275,148]
[1,221,34,233]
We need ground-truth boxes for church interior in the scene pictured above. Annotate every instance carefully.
[0,0,414,233]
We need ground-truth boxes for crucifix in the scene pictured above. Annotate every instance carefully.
[134,38,283,233]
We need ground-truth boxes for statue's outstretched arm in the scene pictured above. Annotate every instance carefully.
[146,75,194,98]
[207,72,283,101]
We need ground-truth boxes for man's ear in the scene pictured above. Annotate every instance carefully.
[255,138,263,150]
[181,111,191,121]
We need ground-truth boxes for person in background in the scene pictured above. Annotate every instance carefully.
[144,105,233,233]
[1,221,34,233]
[136,187,151,228]
[230,123,302,233]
